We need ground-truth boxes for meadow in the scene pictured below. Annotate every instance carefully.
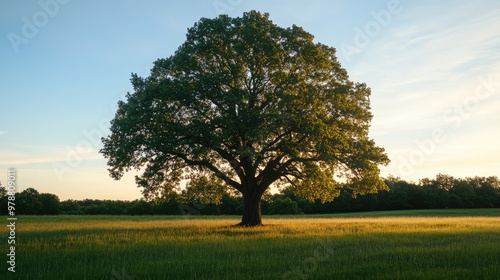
[2,209,500,279]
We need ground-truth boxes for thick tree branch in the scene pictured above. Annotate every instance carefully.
[171,152,242,192]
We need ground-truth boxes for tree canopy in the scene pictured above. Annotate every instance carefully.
[100,11,389,226]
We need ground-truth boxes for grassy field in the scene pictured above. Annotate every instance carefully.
[2,209,500,279]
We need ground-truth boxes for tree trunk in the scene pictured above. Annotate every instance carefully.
[238,191,263,227]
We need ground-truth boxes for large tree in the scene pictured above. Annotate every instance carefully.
[100,11,389,226]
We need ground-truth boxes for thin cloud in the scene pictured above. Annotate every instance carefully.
[0,144,102,166]
[362,2,500,138]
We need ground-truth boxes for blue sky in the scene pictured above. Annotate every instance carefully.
[1,0,499,200]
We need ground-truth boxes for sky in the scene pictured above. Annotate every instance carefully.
[1,0,499,200]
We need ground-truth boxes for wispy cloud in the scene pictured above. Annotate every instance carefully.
[362,2,500,137]
[0,144,102,166]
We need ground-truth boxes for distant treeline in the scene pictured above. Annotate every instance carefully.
[1,174,499,216]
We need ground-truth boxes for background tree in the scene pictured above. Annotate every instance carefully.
[0,182,7,197]
[265,197,302,215]
[100,11,389,226]
[128,199,154,215]
[60,199,83,215]
[39,193,60,215]
[0,182,6,216]
[180,174,227,206]
[17,187,42,215]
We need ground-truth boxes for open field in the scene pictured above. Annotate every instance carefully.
[2,209,500,279]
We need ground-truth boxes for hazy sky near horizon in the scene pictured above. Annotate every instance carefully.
[1,0,499,200]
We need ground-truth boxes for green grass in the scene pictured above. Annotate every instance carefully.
[303,208,500,217]
[2,209,500,279]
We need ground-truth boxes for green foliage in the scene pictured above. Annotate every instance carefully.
[265,197,303,215]
[17,188,52,214]
[59,199,82,214]
[17,187,42,214]
[38,193,60,215]
[180,174,227,205]
[128,200,154,215]
[0,181,7,197]
[100,11,389,212]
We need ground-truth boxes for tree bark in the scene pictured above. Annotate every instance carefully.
[238,191,263,227]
